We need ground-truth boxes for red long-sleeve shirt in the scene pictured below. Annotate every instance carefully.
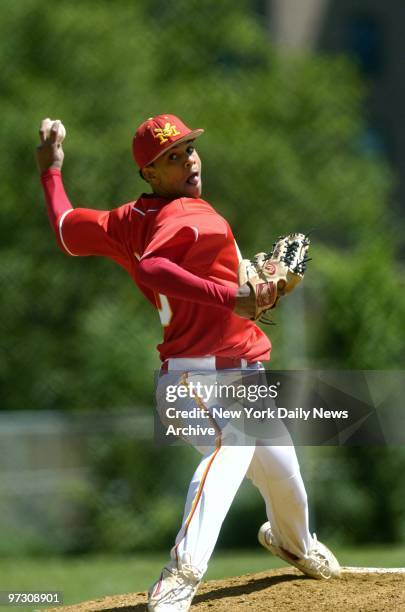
[41,169,271,362]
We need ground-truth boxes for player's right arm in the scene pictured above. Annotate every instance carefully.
[36,118,72,243]
[36,118,64,174]
[36,118,75,251]
[36,118,128,263]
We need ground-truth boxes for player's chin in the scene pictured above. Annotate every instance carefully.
[183,180,202,198]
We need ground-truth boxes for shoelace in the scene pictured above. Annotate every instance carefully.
[306,534,332,579]
[180,563,202,583]
[169,569,200,606]
[153,568,198,606]
[265,526,333,580]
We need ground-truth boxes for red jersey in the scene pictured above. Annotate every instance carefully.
[55,187,271,362]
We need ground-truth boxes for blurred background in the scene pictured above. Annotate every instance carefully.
[1,0,405,605]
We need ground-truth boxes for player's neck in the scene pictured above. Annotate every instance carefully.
[151,188,196,200]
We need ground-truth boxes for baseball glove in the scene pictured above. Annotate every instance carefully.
[238,233,311,322]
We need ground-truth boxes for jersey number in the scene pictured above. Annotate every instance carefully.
[156,293,173,327]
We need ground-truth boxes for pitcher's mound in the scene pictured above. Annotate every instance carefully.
[47,567,405,612]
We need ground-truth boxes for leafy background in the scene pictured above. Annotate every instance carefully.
[0,0,404,555]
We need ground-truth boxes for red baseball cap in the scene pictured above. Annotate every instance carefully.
[132,114,204,168]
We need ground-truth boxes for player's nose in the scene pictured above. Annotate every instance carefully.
[184,150,196,168]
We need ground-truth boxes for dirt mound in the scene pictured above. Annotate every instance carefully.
[46,567,405,612]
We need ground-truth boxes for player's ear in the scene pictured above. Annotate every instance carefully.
[142,164,157,184]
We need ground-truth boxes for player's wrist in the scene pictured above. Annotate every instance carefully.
[234,284,256,319]
[41,166,62,178]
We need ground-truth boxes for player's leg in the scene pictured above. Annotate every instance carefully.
[246,443,311,556]
[241,364,311,555]
[172,442,256,573]
[149,370,256,610]
[156,367,257,569]
[148,443,256,611]
[247,444,340,579]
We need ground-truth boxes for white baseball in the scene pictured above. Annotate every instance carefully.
[42,118,66,143]
[42,118,53,136]
[52,119,66,143]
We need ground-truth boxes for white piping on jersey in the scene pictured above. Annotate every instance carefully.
[59,209,78,256]
[133,206,160,215]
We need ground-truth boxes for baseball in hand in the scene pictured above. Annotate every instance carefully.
[42,118,66,143]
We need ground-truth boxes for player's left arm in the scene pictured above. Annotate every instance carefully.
[138,255,238,310]
[138,225,255,316]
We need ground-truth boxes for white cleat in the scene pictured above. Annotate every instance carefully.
[147,553,202,611]
[258,521,341,580]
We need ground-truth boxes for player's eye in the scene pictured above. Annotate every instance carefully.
[187,145,195,155]
[169,153,178,161]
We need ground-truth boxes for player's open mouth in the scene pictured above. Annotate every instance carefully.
[186,172,199,185]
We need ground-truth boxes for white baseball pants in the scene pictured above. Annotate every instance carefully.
[156,362,312,575]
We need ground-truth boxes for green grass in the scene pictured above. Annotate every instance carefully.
[0,547,404,610]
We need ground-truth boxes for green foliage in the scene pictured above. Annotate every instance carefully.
[312,242,405,367]
[0,0,404,553]
[1,0,402,410]
[304,447,405,544]
[81,438,194,552]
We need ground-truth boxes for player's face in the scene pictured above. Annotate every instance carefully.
[145,140,202,198]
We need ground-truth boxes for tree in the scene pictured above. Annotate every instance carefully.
[1,0,404,552]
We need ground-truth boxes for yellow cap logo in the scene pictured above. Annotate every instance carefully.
[154,122,181,144]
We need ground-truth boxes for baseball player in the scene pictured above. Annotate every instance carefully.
[36,114,340,611]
